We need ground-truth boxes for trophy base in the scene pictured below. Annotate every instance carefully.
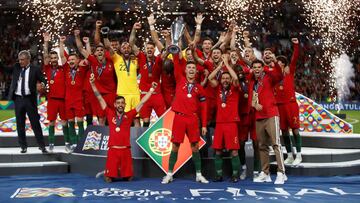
[168,45,180,54]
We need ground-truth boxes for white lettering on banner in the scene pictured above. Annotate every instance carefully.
[320,103,360,111]
[100,136,109,150]
[330,188,360,195]
[226,187,244,197]
[245,188,291,197]
[295,189,336,196]
[189,189,224,197]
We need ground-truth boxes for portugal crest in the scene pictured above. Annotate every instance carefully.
[149,128,172,156]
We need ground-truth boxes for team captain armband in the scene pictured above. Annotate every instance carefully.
[199,96,206,102]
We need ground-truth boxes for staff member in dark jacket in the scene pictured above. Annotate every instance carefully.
[8,50,48,153]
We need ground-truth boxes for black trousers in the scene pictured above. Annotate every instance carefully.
[14,95,45,149]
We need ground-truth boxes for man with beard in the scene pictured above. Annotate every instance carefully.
[161,59,209,184]
[42,32,70,152]
[60,36,87,150]
[208,54,241,183]
[104,23,141,127]
[250,59,286,184]
[274,38,302,165]
[130,17,167,126]
[75,29,116,126]
[90,74,157,182]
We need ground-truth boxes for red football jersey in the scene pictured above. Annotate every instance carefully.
[43,64,65,99]
[274,43,299,103]
[64,63,88,105]
[87,54,116,94]
[161,72,176,95]
[216,85,240,123]
[138,52,162,92]
[248,63,283,120]
[106,107,137,147]
[171,53,207,127]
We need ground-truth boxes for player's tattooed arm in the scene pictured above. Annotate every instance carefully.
[90,74,107,110]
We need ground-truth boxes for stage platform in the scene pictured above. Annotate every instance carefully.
[0,131,360,178]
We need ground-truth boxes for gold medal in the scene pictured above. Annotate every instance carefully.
[50,80,54,84]
[71,81,75,85]
[115,127,120,132]
[221,103,226,108]
[244,93,248,98]
[90,73,94,78]
[187,94,192,98]
[279,85,283,90]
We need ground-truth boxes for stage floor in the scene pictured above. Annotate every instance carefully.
[2,173,360,203]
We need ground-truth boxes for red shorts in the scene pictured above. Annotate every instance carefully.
[139,93,166,119]
[171,112,200,144]
[83,91,95,115]
[238,112,257,142]
[65,101,85,120]
[93,93,116,117]
[212,122,240,150]
[105,147,133,178]
[163,92,175,109]
[206,97,217,123]
[47,98,66,121]
[278,102,300,130]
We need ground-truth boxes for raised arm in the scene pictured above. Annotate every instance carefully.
[90,74,107,110]
[193,13,204,44]
[129,22,141,56]
[289,38,299,74]
[189,43,205,65]
[83,37,92,54]
[208,61,223,87]
[59,36,67,65]
[161,30,172,48]
[243,31,252,48]
[103,27,114,56]
[135,82,157,112]
[222,54,239,86]
[94,20,102,45]
[42,32,51,65]
[148,14,164,51]
[74,30,90,59]
[211,32,226,50]
[230,27,239,51]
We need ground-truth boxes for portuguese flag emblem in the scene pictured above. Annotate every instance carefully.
[136,109,206,174]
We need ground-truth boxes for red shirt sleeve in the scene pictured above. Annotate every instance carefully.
[173,53,186,82]
[127,109,137,120]
[268,63,283,86]
[203,60,214,71]
[87,54,98,65]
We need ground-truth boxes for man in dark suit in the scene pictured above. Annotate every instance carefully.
[8,50,48,153]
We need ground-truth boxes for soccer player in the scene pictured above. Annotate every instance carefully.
[250,59,287,184]
[42,32,70,152]
[60,36,87,150]
[208,54,241,182]
[161,56,209,184]
[275,38,302,165]
[103,23,141,127]
[90,74,157,182]
[75,29,117,126]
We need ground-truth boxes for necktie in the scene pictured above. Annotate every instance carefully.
[21,68,26,96]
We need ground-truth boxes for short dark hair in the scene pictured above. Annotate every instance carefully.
[49,51,58,55]
[186,61,196,66]
[115,95,125,102]
[263,48,272,53]
[221,71,231,77]
[146,41,156,47]
[276,55,288,66]
[95,44,104,49]
[202,37,214,45]
[68,52,79,58]
[251,59,265,67]
[212,47,222,54]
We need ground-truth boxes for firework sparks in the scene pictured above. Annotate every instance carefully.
[303,0,360,100]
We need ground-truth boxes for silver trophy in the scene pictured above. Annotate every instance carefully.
[168,16,185,54]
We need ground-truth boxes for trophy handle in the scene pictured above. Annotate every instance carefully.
[168,45,181,54]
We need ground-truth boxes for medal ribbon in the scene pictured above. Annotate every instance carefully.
[70,67,77,82]
[187,83,194,95]
[124,58,131,76]
[116,113,124,128]
[241,81,248,94]
[97,61,106,77]
[254,73,265,93]
[221,87,229,103]
[146,58,154,75]
[51,68,58,80]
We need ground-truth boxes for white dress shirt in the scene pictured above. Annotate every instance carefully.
[15,66,30,96]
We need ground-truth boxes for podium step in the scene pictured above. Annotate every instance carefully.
[0,161,69,176]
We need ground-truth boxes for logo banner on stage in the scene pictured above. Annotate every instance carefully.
[136,109,206,175]
[74,125,109,156]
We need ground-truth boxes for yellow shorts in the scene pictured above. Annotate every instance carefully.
[121,94,140,115]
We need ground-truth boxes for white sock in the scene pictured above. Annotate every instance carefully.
[196,172,202,176]
[242,165,247,170]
